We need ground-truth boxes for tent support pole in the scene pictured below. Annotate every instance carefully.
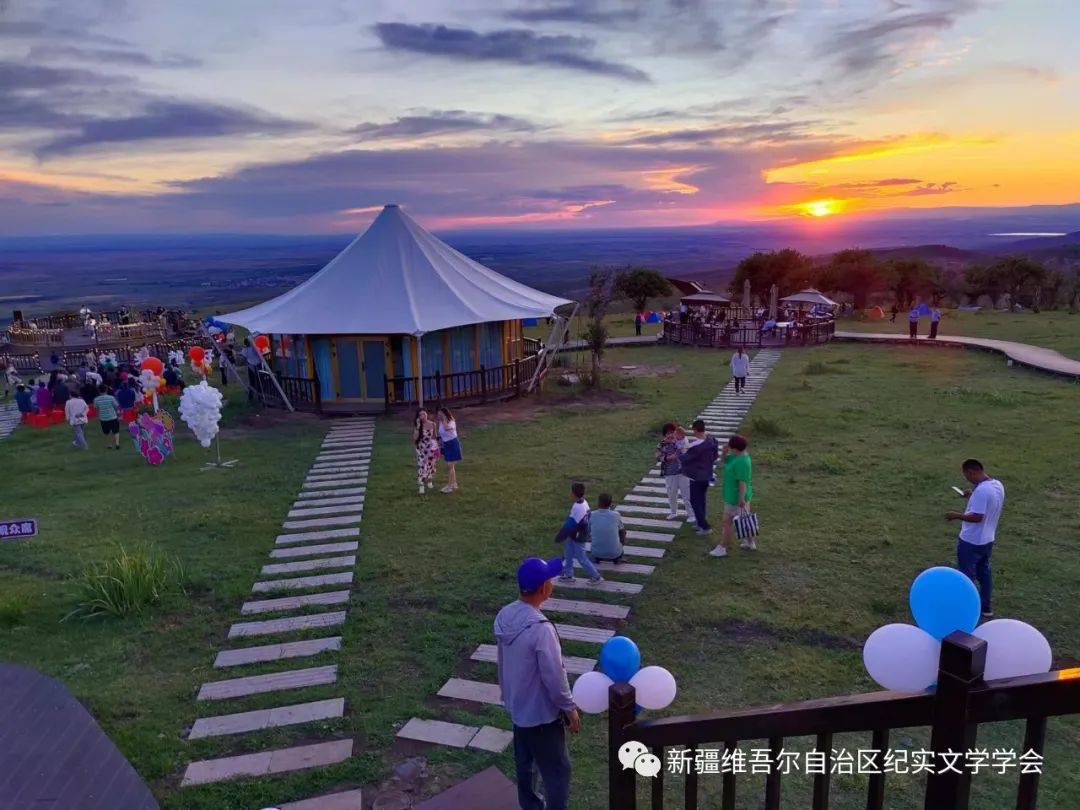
[416,333,425,409]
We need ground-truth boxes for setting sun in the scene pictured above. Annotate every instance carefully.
[799,199,844,218]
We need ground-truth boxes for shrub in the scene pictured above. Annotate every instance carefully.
[65,546,185,620]
[750,417,792,438]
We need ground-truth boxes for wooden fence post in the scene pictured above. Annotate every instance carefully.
[514,359,521,398]
[609,682,637,810]
[924,631,986,809]
[383,374,390,414]
[480,365,487,402]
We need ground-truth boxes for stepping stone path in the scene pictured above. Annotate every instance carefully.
[398,349,781,759]
[181,417,377,804]
[0,402,20,440]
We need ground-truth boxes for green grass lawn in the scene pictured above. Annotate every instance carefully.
[838,308,1080,360]
[2,342,1078,808]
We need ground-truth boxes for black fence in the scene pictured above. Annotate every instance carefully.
[384,353,540,412]
[663,318,834,349]
[608,631,1080,810]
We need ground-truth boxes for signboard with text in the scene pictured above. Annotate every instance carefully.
[0,519,37,541]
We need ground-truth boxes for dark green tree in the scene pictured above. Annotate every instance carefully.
[616,267,671,313]
[818,249,881,308]
[729,249,815,298]
[883,258,935,308]
[991,255,1047,308]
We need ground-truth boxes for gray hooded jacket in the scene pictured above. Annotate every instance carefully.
[494,599,575,727]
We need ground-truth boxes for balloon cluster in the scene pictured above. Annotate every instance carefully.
[188,346,212,377]
[138,357,166,406]
[128,411,174,466]
[99,351,118,371]
[572,636,677,714]
[863,567,1052,691]
[253,334,270,353]
[178,381,224,448]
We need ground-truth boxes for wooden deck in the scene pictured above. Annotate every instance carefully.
[0,664,159,809]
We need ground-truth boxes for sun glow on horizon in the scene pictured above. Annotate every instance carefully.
[797,198,845,218]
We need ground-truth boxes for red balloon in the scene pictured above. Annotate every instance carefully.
[140,356,164,376]
[254,334,270,352]
[188,346,206,364]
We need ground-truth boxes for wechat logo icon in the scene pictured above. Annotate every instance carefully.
[619,740,662,778]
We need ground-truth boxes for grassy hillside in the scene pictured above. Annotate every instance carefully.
[1,343,1077,808]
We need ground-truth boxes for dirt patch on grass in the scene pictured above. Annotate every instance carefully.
[461,387,637,426]
[222,407,325,438]
[613,362,680,378]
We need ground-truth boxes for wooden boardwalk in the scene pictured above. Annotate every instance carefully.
[836,331,1080,380]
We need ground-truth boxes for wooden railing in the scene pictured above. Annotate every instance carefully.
[384,353,540,411]
[260,374,322,410]
[663,319,834,349]
[608,631,1080,809]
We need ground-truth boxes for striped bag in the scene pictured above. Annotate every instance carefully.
[732,509,759,540]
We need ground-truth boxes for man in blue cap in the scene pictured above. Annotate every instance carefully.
[495,556,581,810]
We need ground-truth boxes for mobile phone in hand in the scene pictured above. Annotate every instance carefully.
[951,486,965,496]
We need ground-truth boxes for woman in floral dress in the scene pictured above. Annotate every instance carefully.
[413,408,439,495]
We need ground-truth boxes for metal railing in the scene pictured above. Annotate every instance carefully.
[384,353,540,412]
[608,631,1080,809]
[663,318,834,348]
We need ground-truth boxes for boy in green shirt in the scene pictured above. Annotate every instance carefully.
[712,435,755,557]
[93,387,122,450]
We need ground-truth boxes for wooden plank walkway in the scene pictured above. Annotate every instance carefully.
[835,330,1080,379]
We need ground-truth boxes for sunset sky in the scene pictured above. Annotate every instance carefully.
[1,0,1078,234]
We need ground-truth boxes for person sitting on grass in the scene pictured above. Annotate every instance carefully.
[495,556,581,810]
[712,435,755,557]
[588,493,626,564]
[93,385,122,450]
[556,482,603,585]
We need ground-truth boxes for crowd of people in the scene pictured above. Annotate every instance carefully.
[5,354,189,451]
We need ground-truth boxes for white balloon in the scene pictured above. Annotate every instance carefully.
[863,623,940,691]
[572,671,614,714]
[179,381,224,448]
[629,666,677,710]
[973,619,1052,681]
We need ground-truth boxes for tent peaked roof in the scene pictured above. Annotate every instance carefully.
[219,204,574,335]
[780,288,838,307]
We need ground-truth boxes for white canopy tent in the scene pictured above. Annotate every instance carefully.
[219,204,574,407]
[219,204,572,335]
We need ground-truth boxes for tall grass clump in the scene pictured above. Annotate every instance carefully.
[66,546,185,620]
[749,416,792,438]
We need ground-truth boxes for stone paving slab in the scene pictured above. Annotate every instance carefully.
[302,478,367,489]
[554,623,616,643]
[437,678,502,705]
[261,556,356,576]
[214,637,342,668]
[468,726,514,753]
[315,452,370,461]
[555,577,642,595]
[573,559,655,575]
[619,515,682,529]
[270,541,360,559]
[288,503,366,518]
[181,739,353,787]
[586,542,665,558]
[625,530,676,543]
[616,504,685,516]
[228,610,347,639]
[251,572,354,594]
[623,494,677,505]
[290,496,365,509]
[310,464,369,473]
[278,788,365,810]
[282,514,364,529]
[188,697,345,740]
[632,485,669,495]
[542,597,630,619]
[640,477,666,485]
[312,458,371,466]
[241,590,351,616]
[472,644,595,675]
[196,665,338,701]
[397,717,478,748]
[305,471,369,481]
[321,442,372,450]
[276,527,361,544]
[295,487,366,500]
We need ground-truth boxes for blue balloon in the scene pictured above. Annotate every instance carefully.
[599,636,641,683]
[909,567,981,640]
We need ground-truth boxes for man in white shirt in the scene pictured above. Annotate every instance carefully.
[730,348,750,394]
[946,458,1005,618]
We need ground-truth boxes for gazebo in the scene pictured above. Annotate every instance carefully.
[219,204,573,411]
[780,288,839,312]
